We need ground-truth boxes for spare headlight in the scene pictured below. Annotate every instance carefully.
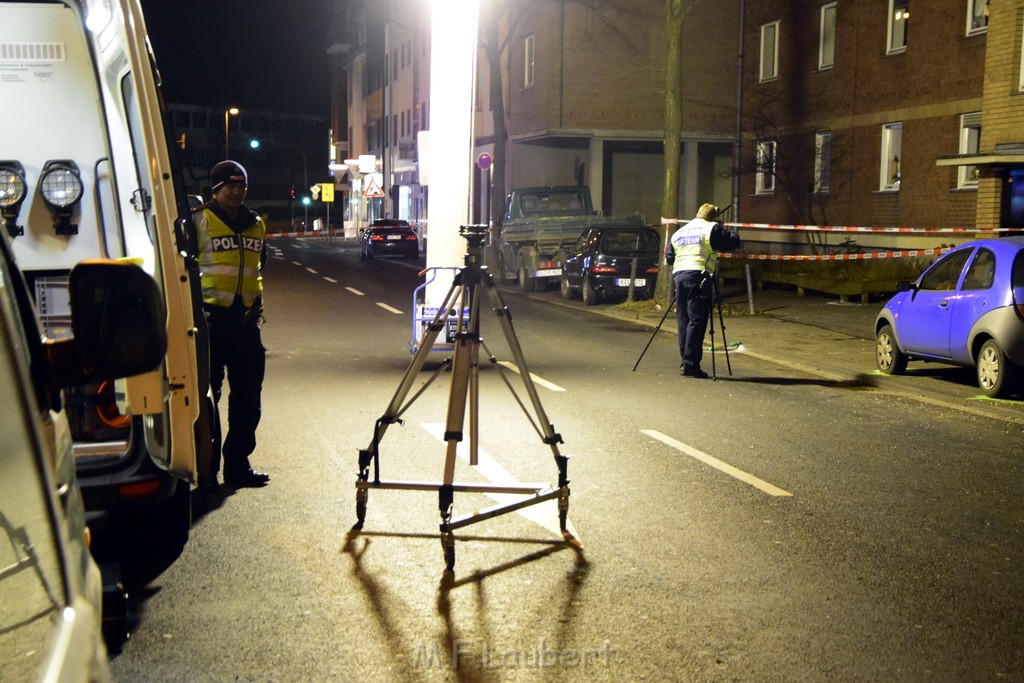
[40,160,84,210]
[0,161,27,209]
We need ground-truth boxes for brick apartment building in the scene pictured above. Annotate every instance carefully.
[330,0,740,230]
[740,0,1023,252]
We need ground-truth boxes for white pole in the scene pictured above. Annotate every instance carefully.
[425,0,479,307]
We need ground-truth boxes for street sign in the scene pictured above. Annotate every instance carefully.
[320,182,334,202]
[310,184,321,199]
[476,152,492,170]
[363,177,385,198]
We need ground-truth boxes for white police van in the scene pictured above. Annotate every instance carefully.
[0,0,213,568]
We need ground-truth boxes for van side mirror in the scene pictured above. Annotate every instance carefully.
[44,260,167,388]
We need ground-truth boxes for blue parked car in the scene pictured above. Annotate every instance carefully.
[875,237,1024,398]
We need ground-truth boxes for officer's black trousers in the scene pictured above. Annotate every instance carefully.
[674,271,710,372]
[207,305,266,476]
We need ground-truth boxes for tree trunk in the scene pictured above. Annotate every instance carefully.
[659,0,685,304]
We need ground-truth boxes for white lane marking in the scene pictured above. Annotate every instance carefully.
[306,267,318,275]
[376,302,403,314]
[641,429,792,497]
[421,423,579,540]
[496,361,567,392]
[291,261,302,266]
[323,276,338,284]
[345,287,365,296]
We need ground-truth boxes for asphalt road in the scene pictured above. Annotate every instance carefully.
[110,237,1024,681]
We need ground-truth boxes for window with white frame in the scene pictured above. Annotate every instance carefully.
[524,34,535,88]
[814,131,832,193]
[760,21,779,81]
[887,0,909,53]
[880,123,903,190]
[958,112,982,189]
[967,0,989,35]
[819,3,837,69]
[756,140,777,194]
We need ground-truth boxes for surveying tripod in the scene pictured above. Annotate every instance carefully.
[354,225,572,571]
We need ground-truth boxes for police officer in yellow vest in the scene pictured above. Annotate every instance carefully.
[665,203,741,378]
[195,160,270,488]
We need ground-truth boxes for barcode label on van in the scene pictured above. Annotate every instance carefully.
[0,42,66,63]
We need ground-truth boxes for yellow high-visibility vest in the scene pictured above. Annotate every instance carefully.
[195,208,265,308]
[670,218,717,274]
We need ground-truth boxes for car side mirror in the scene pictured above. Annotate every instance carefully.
[896,279,916,293]
[44,260,167,388]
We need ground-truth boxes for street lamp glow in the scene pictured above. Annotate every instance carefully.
[224,107,239,158]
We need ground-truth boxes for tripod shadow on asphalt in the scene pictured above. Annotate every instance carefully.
[341,527,589,680]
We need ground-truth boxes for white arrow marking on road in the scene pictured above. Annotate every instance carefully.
[376,302,403,314]
[496,361,566,392]
[323,276,338,284]
[345,287,365,296]
[641,429,792,497]
[421,423,579,541]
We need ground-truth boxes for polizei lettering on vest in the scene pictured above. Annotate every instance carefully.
[210,235,263,253]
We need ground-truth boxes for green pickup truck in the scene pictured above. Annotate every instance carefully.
[497,186,645,292]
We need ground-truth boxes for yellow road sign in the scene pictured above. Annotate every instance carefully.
[320,182,334,202]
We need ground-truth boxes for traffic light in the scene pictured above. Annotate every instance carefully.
[302,196,311,206]
[289,186,296,199]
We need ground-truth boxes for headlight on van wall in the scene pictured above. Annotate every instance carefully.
[0,161,28,238]
[40,160,84,235]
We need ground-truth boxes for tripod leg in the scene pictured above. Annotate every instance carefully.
[707,280,717,380]
[713,274,732,375]
[633,291,676,372]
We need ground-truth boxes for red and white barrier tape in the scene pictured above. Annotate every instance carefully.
[661,216,1014,234]
[720,248,950,261]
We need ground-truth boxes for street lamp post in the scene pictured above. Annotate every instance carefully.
[224,107,239,158]
[249,138,309,227]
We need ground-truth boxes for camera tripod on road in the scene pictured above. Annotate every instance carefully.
[354,225,573,571]
[633,269,733,378]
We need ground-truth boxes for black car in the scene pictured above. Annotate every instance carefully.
[560,225,661,304]
[359,219,419,259]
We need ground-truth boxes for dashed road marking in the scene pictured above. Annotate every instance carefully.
[323,276,338,284]
[641,429,792,497]
[346,287,365,296]
[377,302,403,314]
[421,423,579,540]
[496,361,567,392]
[305,267,318,275]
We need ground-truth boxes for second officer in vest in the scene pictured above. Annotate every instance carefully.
[195,160,270,488]
[665,203,741,378]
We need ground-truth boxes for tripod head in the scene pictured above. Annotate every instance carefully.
[459,224,490,271]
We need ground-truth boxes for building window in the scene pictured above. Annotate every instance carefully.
[958,112,982,189]
[887,0,909,54]
[755,140,777,194]
[814,131,832,193]
[880,123,902,191]
[819,3,837,69]
[760,21,779,81]
[524,34,535,88]
[966,0,989,35]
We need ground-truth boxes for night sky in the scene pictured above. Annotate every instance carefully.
[139,0,333,115]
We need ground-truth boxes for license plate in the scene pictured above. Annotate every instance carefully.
[387,234,401,240]
[535,268,562,277]
[615,278,646,287]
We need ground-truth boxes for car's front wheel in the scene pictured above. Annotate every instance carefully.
[977,338,1020,398]
[876,324,907,375]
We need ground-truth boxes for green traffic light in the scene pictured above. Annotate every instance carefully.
[249,139,260,149]
[302,197,311,206]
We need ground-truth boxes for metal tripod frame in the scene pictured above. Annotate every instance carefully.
[354,225,572,571]
[706,271,732,378]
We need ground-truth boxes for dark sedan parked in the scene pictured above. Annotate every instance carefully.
[359,219,419,259]
[560,225,660,305]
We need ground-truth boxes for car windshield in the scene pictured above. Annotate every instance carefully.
[599,230,659,256]
[518,192,585,215]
